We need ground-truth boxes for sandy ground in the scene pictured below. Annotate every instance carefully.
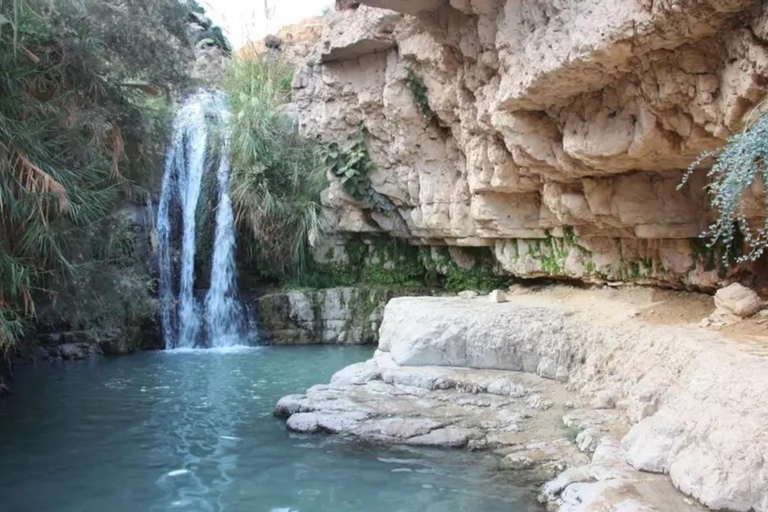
[506,281,768,344]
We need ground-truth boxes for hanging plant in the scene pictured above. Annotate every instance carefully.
[680,113,768,264]
[320,127,394,212]
[405,69,434,122]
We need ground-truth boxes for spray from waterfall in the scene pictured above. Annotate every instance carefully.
[157,91,245,349]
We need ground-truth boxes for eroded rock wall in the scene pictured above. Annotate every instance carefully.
[256,286,428,344]
[294,0,768,289]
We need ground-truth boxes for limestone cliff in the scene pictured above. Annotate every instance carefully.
[291,0,768,290]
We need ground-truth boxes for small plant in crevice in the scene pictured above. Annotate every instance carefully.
[563,425,581,444]
[679,113,768,264]
[320,127,394,212]
[405,69,434,122]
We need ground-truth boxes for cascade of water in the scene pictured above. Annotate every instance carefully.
[156,91,244,349]
[205,96,244,347]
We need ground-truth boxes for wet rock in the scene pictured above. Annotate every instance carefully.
[274,394,305,419]
[500,455,534,470]
[405,427,480,448]
[257,287,425,345]
[57,343,99,360]
[275,361,584,453]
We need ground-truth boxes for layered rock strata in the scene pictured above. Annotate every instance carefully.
[292,0,768,289]
[257,286,428,344]
[276,291,768,511]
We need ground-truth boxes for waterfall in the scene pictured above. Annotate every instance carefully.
[157,91,245,349]
[204,95,244,347]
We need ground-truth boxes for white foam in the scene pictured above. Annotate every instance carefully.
[166,469,191,477]
[163,345,261,355]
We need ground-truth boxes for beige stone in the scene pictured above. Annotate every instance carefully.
[714,283,763,318]
[488,289,507,303]
[277,292,768,511]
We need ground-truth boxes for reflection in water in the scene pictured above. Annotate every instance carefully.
[0,347,542,512]
[148,349,258,511]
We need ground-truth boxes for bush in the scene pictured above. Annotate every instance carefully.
[224,56,326,282]
[682,113,768,263]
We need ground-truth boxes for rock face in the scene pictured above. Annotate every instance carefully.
[256,286,429,344]
[276,292,768,512]
[292,0,768,289]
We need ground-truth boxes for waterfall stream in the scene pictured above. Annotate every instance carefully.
[157,91,244,349]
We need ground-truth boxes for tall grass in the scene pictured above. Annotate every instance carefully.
[224,56,326,282]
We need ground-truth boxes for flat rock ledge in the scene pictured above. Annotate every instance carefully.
[275,295,768,512]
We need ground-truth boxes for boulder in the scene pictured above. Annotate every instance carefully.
[374,295,768,511]
[714,283,763,318]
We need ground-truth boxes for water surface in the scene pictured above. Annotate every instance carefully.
[0,346,541,512]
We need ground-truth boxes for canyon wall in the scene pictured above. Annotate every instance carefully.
[291,0,768,289]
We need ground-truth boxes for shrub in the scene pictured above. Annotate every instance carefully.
[681,113,768,263]
[224,56,326,282]
[319,127,394,212]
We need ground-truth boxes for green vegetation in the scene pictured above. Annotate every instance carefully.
[405,69,434,122]
[680,113,768,264]
[0,0,196,360]
[425,247,510,292]
[224,55,326,282]
[320,128,394,212]
[189,1,233,55]
[300,238,508,293]
[563,425,581,444]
